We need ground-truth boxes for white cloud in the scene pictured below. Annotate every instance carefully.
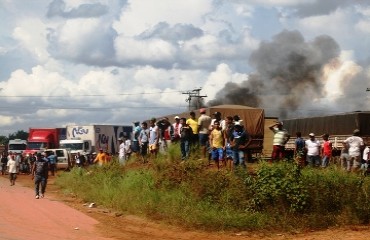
[115,37,177,64]
[113,0,213,36]
[12,18,49,62]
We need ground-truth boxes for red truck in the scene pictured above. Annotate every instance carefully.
[24,128,66,155]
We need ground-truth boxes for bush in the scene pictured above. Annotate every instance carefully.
[55,158,370,231]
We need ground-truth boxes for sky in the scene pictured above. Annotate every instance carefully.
[0,0,369,135]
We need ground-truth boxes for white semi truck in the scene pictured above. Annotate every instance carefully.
[8,139,27,154]
[59,125,133,155]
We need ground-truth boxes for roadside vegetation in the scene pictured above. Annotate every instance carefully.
[55,146,370,232]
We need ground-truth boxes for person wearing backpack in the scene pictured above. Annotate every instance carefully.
[31,153,49,199]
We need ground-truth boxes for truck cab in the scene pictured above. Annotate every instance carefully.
[8,139,27,154]
[25,128,64,155]
[59,138,92,156]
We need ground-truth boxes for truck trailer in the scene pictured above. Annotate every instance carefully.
[283,111,370,156]
[59,125,133,155]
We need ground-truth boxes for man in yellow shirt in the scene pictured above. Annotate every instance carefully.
[209,120,224,170]
[93,148,107,166]
[186,111,198,147]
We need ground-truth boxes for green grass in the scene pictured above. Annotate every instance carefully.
[55,152,370,231]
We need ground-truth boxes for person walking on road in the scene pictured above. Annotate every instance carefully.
[31,153,49,199]
[7,154,19,186]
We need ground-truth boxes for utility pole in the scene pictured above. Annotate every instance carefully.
[182,88,207,111]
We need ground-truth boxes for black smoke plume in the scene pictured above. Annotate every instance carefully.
[208,30,342,118]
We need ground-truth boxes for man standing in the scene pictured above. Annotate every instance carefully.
[305,133,321,167]
[118,137,126,166]
[31,153,49,199]
[230,121,251,170]
[47,151,57,176]
[132,121,142,158]
[179,118,193,160]
[172,116,182,142]
[321,133,332,168]
[7,154,19,186]
[186,111,198,147]
[344,129,364,172]
[149,118,160,160]
[138,122,150,163]
[93,148,107,166]
[209,120,224,169]
[198,108,212,159]
[269,121,290,162]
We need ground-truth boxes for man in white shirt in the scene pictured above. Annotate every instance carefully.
[305,133,321,167]
[7,154,19,186]
[344,129,364,172]
[118,138,126,166]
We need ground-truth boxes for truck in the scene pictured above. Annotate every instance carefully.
[157,104,268,160]
[59,125,133,156]
[8,139,27,154]
[25,128,66,155]
[283,111,370,157]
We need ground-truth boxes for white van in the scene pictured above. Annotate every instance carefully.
[44,149,72,169]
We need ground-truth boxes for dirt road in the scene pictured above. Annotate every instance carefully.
[0,175,111,240]
[1,174,369,240]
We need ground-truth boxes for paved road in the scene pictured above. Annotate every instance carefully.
[0,175,111,240]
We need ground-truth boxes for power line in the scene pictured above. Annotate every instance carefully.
[182,88,207,111]
[0,90,183,98]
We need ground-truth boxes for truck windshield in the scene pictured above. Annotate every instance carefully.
[60,143,83,150]
[8,144,27,151]
[27,142,46,150]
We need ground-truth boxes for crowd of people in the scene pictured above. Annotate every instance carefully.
[125,108,252,171]
[1,151,56,199]
[269,121,370,174]
[2,111,369,200]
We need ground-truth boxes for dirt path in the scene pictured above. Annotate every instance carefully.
[1,174,369,240]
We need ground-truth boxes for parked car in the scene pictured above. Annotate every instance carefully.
[44,149,72,170]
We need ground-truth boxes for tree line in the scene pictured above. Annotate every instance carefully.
[0,130,28,145]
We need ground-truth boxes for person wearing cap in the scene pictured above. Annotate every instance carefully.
[198,108,212,158]
[31,153,49,199]
[230,120,251,170]
[93,148,107,166]
[186,111,198,146]
[172,116,182,142]
[305,133,321,167]
[321,133,332,168]
[343,129,364,172]
[269,121,290,162]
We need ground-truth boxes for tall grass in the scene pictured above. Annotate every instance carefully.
[55,151,370,231]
